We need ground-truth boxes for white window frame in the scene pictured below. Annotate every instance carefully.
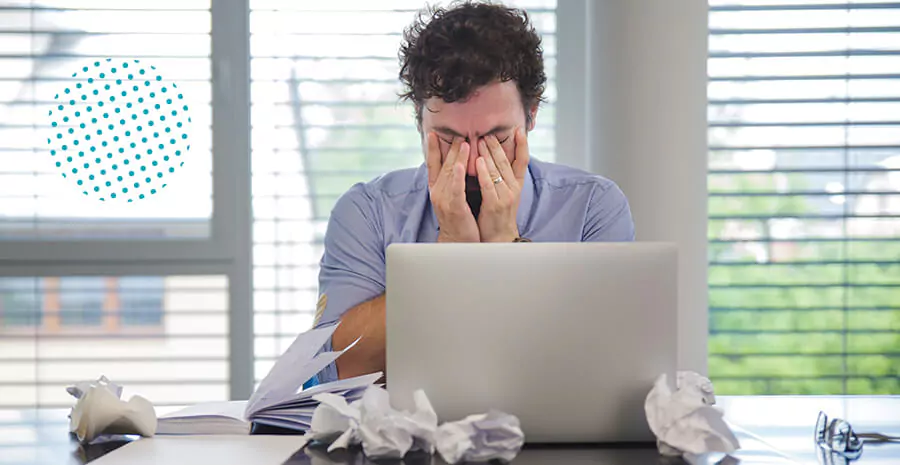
[0,2,249,267]
[0,0,255,400]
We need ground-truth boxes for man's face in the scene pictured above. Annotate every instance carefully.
[420,80,535,179]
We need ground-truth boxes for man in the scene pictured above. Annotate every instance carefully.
[310,2,634,384]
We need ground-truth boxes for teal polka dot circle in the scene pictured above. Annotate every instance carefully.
[46,58,192,202]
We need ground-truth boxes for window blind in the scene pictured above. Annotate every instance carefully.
[0,274,229,408]
[708,0,900,395]
[0,1,233,409]
[248,0,558,381]
[0,0,213,240]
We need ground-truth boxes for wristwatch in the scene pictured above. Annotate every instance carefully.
[513,237,532,243]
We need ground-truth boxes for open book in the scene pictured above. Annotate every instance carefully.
[157,323,379,435]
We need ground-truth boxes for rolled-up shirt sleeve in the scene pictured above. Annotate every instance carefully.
[583,181,635,242]
[309,183,386,384]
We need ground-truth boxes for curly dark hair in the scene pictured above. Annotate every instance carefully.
[399,1,547,128]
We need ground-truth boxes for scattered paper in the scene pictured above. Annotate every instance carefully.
[65,325,374,441]
[67,376,157,444]
[357,386,437,459]
[434,411,525,464]
[305,393,361,450]
[302,387,520,462]
[247,323,340,413]
[408,390,440,453]
[644,371,740,462]
[301,386,438,460]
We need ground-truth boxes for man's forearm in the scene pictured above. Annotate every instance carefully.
[332,293,386,380]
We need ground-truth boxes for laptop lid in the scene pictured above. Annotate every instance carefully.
[386,242,678,443]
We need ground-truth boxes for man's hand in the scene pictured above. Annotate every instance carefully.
[476,127,530,243]
[426,132,480,243]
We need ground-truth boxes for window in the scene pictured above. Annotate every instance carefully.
[708,0,900,395]
[0,276,165,332]
[118,276,165,327]
[0,0,238,409]
[0,0,213,241]
[0,275,229,408]
[248,0,558,382]
[58,277,104,327]
[0,278,41,326]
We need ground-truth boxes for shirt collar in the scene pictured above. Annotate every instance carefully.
[418,162,536,235]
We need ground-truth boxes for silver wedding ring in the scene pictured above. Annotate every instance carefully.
[492,175,503,184]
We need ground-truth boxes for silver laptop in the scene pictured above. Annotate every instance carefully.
[385,242,677,443]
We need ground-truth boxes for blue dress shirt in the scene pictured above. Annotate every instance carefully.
[306,159,635,386]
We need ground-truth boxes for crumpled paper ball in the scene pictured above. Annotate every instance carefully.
[357,386,438,458]
[302,386,524,463]
[644,371,740,461]
[302,385,437,459]
[67,375,123,400]
[303,392,362,450]
[67,376,157,444]
[434,410,525,464]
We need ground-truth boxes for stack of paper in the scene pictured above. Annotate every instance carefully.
[248,374,379,431]
[157,324,379,435]
[154,401,250,435]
